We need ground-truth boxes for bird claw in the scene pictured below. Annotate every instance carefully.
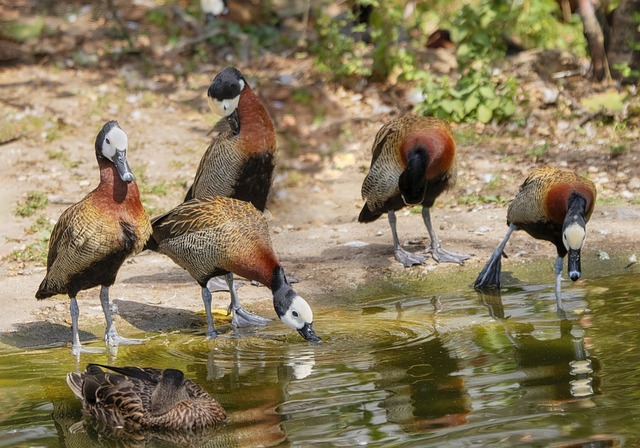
[231,307,271,328]
[105,332,148,347]
[395,247,425,267]
[425,245,470,265]
[71,344,105,356]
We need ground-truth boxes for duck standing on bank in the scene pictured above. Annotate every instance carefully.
[185,66,278,327]
[36,121,151,355]
[474,166,597,311]
[359,115,470,267]
[67,364,226,431]
[145,196,320,342]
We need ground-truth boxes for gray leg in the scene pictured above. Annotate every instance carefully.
[70,297,82,356]
[225,272,270,327]
[554,255,565,312]
[388,209,425,267]
[69,297,102,356]
[474,224,516,289]
[422,207,470,265]
[101,286,146,347]
[201,286,218,339]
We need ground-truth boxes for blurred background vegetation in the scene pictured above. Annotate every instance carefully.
[0,0,638,128]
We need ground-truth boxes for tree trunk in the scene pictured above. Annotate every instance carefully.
[607,0,640,81]
[578,0,609,80]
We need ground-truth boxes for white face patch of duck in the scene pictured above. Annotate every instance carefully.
[201,0,228,16]
[280,294,314,331]
[101,126,128,162]
[563,221,586,251]
[207,78,244,118]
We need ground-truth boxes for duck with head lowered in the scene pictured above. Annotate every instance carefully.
[36,121,151,355]
[145,195,320,342]
[474,166,597,312]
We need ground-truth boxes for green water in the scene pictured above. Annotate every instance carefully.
[1,272,640,447]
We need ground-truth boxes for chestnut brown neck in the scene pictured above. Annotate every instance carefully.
[97,158,137,204]
[237,87,276,155]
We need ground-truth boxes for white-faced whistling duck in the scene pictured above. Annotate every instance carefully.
[67,364,226,431]
[200,0,229,24]
[185,66,276,213]
[474,166,597,312]
[359,114,470,267]
[185,66,278,324]
[35,121,152,355]
[145,196,320,342]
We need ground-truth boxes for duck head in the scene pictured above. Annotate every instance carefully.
[151,369,190,414]
[271,267,321,343]
[207,66,246,133]
[95,121,134,183]
[562,192,588,281]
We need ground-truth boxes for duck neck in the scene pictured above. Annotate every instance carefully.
[236,87,276,155]
[399,146,429,205]
[564,192,587,229]
[97,157,138,204]
[270,266,292,318]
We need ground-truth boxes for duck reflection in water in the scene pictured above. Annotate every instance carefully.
[369,299,472,432]
[478,289,600,404]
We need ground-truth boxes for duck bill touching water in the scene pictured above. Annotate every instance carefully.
[474,166,596,313]
[145,196,320,342]
[359,115,470,267]
[35,121,152,355]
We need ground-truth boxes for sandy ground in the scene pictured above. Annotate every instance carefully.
[1,63,639,350]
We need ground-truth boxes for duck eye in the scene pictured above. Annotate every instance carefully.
[105,138,111,145]
[292,311,299,318]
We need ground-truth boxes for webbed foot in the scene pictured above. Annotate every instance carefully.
[229,306,271,328]
[425,245,470,265]
[395,247,425,267]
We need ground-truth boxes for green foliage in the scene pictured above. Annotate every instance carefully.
[0,18,45,42]
[14,192,48,218]
[9,238,49,265]
[414,0,520,124]
[513,0,586,53]
[458,193,508,206]
[416,70,517,123]
[27,215,55,235]
[312,5,373,80]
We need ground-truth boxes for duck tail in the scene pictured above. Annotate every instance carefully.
[66,372,84,400]
[358,203,383,223]
[143,235,159,252]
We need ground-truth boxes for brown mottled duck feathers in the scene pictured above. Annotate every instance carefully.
[185,66,277,212]
[359,114,468,267]
[35,121,151,354]
[67,364,226,431]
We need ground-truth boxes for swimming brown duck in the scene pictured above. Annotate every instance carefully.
[145,195,320,342]
[185,66,278,323]
[67,364,226,431]
[35,121,152,355]
[474,166,597,311]
[359,114,470,267]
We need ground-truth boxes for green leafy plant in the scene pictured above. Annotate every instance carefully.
[14,192,48,218]
[415,0,518,124]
